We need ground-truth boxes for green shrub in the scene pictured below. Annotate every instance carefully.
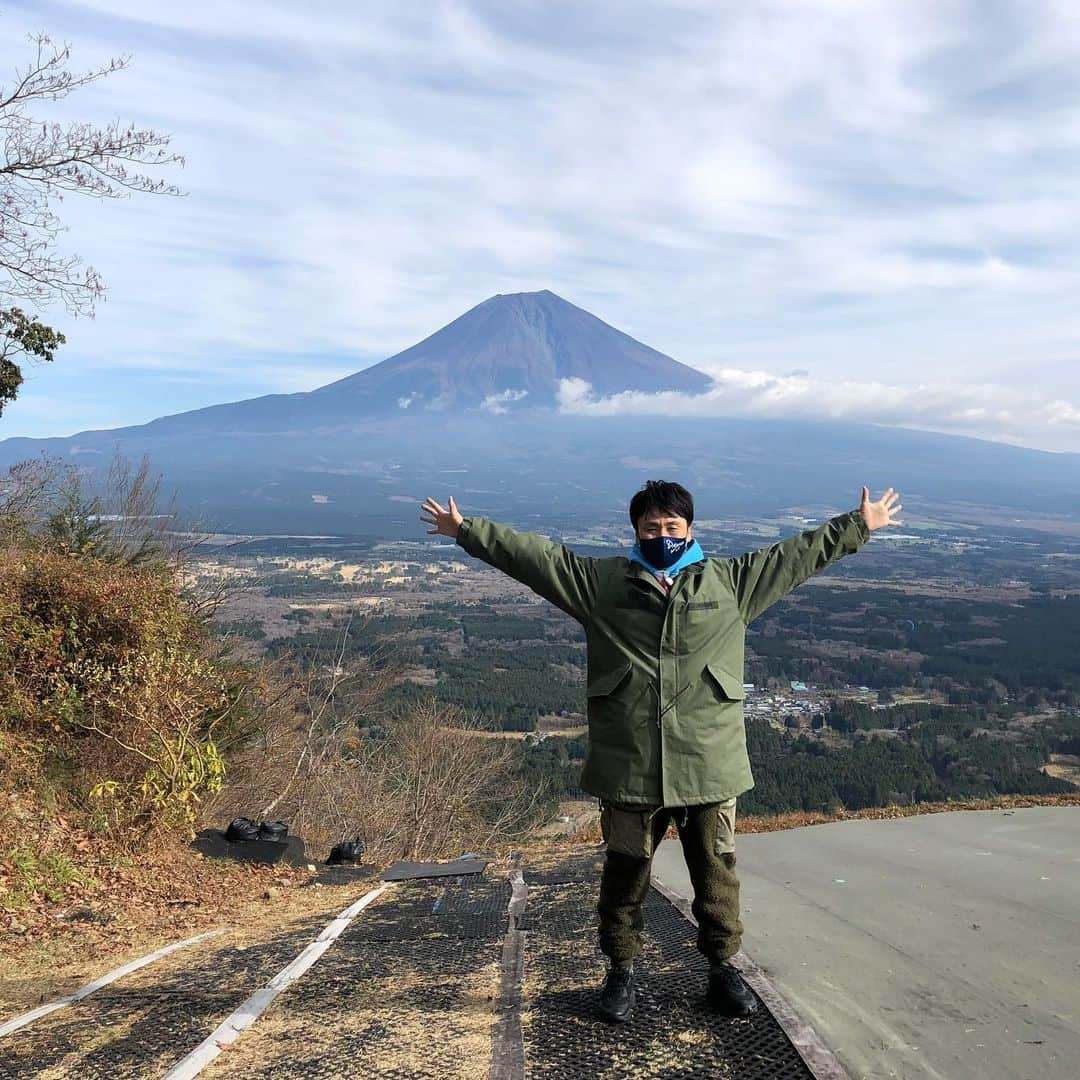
[0,548,249,842]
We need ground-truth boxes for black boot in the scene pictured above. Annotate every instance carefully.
[707,960,758,1016]
[598,961,636,1024]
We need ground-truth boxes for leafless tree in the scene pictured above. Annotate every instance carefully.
[0,447,209,575]
[0,31,184,409]
[256,616,381,820]
[360,700,550,861]
[204,618,402,848]
[204,616,549,861]
[1,32,184,311]
[0,450,64,545]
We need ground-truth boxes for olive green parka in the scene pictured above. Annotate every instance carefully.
[456,510,870,806]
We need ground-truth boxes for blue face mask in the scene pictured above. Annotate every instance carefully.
[639,534,689,570]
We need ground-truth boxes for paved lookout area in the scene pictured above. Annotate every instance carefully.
[653,806,1080,1080]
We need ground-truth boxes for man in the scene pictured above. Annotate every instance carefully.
[420,481,901,1023]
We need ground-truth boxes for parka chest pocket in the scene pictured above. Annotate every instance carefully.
[703,661,746,702]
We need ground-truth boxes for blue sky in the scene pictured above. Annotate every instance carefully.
[3,0,1080,450]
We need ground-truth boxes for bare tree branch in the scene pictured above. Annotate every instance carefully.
[1,32,185,320]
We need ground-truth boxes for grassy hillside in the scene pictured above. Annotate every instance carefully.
[0,454,540,949]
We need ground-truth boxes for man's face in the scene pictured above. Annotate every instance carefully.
[635,510,692,543]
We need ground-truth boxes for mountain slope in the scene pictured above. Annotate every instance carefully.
[312,289,711,412]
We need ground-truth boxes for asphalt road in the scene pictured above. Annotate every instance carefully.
[652,807,1080,1080]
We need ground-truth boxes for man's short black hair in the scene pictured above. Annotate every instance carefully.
[628,480,694,530]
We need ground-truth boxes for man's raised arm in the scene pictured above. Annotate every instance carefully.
[723,485,902,625]
[420,496,599,624]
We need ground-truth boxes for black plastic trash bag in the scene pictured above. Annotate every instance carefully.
[225,817,260,842]
[258,820,289,842]
[327,838,366,865]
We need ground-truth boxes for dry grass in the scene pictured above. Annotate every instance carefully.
[0,833,378,1016]
[674,1029,710,1045]
[1044,754,1080,786]
[521,929,603,1021]
[201,939,500,1079]
[34,1016,143,1080]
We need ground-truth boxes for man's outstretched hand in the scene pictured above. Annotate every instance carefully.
[421,495,463,539]
[859,486,903,532]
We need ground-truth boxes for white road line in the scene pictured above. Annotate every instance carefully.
[0,929,226,1038]
[162,883,389,1080]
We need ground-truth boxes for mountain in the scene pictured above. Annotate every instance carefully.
[69,290,711,439]
[313,289,711,411]
[1,290,1078,537]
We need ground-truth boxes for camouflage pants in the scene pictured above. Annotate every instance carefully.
[597,798,741,964]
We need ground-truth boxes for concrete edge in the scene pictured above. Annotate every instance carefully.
[490,864,527,1080]
[650,874,852,1080]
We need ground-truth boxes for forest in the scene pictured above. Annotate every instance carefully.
[255,584,1080,817]
[514,704,1080,817]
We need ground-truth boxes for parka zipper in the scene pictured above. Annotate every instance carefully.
[659,576,691,720]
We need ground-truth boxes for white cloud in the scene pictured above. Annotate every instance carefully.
[480,389,529,414]
[1045,400,1080,426]
[557,373,1080,449]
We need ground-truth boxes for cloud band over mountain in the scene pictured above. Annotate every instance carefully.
[557,372,1080,450]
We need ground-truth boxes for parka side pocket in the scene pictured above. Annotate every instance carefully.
[586,662,633,700]
[714,796,737,856]
[704,661,747,702]
[600,801,657,860]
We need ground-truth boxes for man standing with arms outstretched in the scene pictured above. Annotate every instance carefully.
[421,481,902,1023]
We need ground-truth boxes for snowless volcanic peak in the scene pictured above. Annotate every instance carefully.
[312,289,712,413]
[1,290,715,444]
